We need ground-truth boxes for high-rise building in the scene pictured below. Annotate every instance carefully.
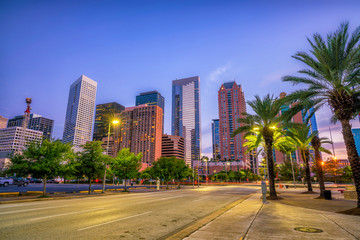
[93,102,125,142]
[352,128,360,155]
[7,113,54,140]
[118,105,163,164]
[136,91,165,131]
[212,119,220,160]
[162,134,185,159]
[0,127,43,153]
[172,76,201,167]
[0,116,8,129]
[218,82,247,163]
[62,75,97,151]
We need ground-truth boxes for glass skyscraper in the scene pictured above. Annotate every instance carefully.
[212,119,220,160]
[63,75,97,151]
[136,91,164,110]
[172,76,200,167]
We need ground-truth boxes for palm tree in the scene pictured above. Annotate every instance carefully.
[287,125,318,193]
[311,135,333,198]
[232,94,296,199]
[282,22,360,207]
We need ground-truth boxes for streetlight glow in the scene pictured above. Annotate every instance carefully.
[112,120,120,124]
[253,127,259,130]
[270,126,276,129]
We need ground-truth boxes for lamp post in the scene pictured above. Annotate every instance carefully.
[204,158,208,185]
[102,119,119,193]
[198,154,203,187]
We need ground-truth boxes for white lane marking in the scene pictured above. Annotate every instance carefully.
[0,205,68,215]
[193,198,203,202]
[155,196,184,201]
[30,208,105,221]
[0,202,49,209]
[77,211,152,231]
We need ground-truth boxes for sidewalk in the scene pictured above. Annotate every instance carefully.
[184,190,360,240]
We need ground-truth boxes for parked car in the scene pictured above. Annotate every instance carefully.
[12,177,29,187]
[0,177,13,187]
[27,178,42,183]
[46,179,60,184]
[324,182,337,188]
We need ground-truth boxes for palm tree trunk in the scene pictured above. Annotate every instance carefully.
[314,148,325,198]
[302,149,313,192]
[340,120,360,208]
[265,138,277,198]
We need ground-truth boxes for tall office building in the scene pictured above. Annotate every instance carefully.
[93,102,125,142]
[353,128,360,155]
[172,76,201,167]
[136,91,165,131]
[0,127,43,153]
[7,113,54,140]
[0,116,8,129]
[62,75,97,151]
[212,119,220,160]
[118,105,163,164]
[218,82,247,162]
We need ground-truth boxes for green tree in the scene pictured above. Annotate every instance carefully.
[342,166,353,182]
[282,22,360,207]
[173,158,191,188]
[311,135,333,198]
[323,158,342,183]
[232,94,297,199]
[112,148,142,192]
[8,139,73,196]
[278,159,301,181]
[152,156,176,189]
[77,141,107,194]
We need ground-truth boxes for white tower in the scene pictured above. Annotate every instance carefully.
[63,75,97,151]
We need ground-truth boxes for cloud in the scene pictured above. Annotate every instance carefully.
[208,64,231,83]
[260,68,297,87]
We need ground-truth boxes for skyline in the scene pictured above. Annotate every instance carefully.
[1,1,360,159]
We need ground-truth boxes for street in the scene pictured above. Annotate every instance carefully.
[0,185,257,240]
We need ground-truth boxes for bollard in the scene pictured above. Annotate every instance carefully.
[261,181,267,203]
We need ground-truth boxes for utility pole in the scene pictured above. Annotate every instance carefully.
[329,127,336,156]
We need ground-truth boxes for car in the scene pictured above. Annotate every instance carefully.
[12,177,29,187]
[27,178,42,183]
[46,179,60,184]
[0,177,13,187]
[324,182,337,188]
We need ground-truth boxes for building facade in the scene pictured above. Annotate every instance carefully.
[0,116,8,129]
[136,91,165,131]
[353,128,360,155]
[212,119,220,160]
[118,105,163,164]
[162,134,185,159]
[62,75,97,151]
[7,113,54,140]
[93,102,125,142]
[0,127,43,153]
[218,82,247,163]
[172,76,201,167]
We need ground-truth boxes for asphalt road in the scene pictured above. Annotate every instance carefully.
[0,185,258,240]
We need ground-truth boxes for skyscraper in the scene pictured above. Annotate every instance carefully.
[93,102,125,142]
[352,128,360,155]
[172,76,201,167]
[0,116,8,129]
[212,119,220,160]
[162,134,185,159]
[119,104,163,164]
[7,113,54,140]
[218,82,247,162]
[63,75,97,151]
[136,91,165,131]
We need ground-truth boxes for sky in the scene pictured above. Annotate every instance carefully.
[1,0,360,159]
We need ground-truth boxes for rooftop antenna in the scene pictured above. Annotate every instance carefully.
[18,98,32,152]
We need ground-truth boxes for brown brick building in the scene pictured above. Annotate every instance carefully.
[161,134,185,159]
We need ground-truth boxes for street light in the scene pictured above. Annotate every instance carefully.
[102,119,120,193]
[197,153,203,188]
[204,158,208,185]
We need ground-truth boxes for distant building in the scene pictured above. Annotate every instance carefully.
[7,113,54,140]
[118,105,163,164]
[136,91,165,132]
[93,102,125,143]
[194,160,247,176]
[218,81,247,164]
[212,119,220,160]
[352,128,360,155]
[161,134,185,159]
[0,127,43,153]
[63,75,97,151]
[0,116,8,129]
[172,76,201,167]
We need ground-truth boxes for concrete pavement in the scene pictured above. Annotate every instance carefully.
[184,188,360,240]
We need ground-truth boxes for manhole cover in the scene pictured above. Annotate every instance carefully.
[294,227,323,233]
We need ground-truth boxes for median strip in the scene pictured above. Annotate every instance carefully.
[77,211,152,231]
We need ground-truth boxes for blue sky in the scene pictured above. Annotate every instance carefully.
[1,0,360,158]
